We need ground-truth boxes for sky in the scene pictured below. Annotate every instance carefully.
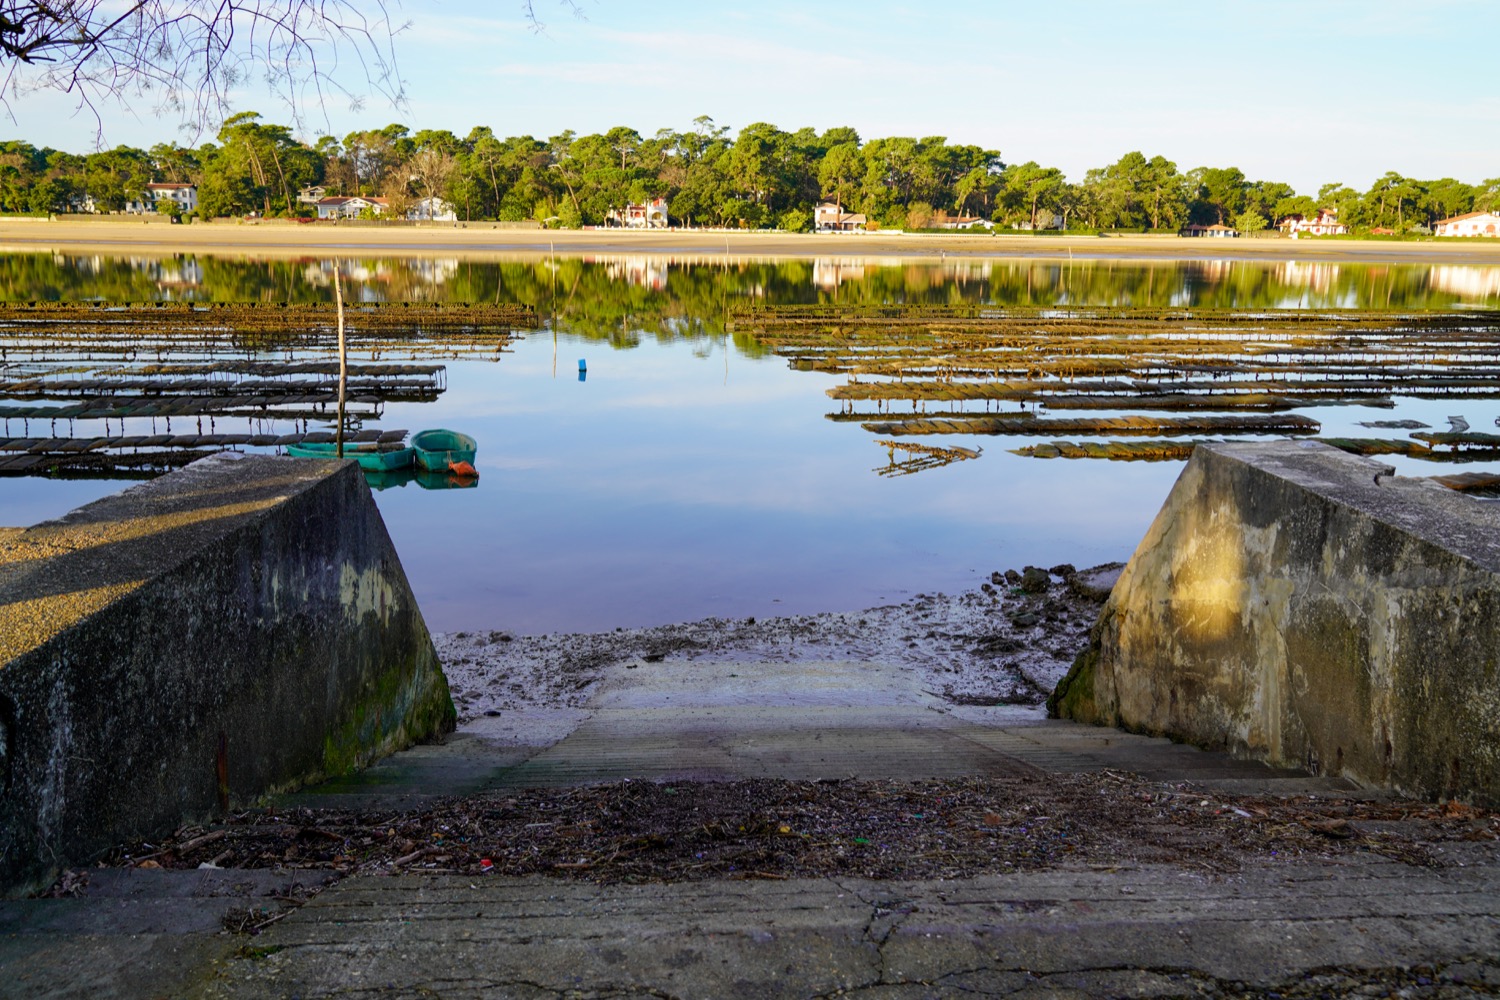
[7,0,1498,195]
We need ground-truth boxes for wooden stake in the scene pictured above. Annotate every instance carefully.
[334,264,347,458]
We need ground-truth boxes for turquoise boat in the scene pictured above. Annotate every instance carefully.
[412,429,478,472]
[363,468,417,491]
[285,440,416,472]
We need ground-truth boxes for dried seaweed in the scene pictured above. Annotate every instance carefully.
[102,774,1497,886]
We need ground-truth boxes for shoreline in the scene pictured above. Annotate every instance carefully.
[435,563,1120,745]
[4,218,1500,265]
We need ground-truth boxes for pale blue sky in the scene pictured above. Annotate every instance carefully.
[11,0,1498,194]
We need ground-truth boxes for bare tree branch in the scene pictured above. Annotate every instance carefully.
[0,1,586,141]
[0,1,409,137]
[520,0,584,34]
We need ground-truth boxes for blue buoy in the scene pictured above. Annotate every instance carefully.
[578,358,587,382]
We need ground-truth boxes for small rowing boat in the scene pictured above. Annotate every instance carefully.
[411,429,478,473]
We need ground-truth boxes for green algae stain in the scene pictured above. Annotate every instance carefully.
[320,633,455,780]
[1049,641,1102,722]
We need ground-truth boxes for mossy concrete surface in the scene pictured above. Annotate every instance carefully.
[0,454,453,893]
[1052,441,1500,806]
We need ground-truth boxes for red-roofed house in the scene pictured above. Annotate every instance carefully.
[815,202,866,232]
[606,198,669,228]
[1434,211,1500,238]
[1181,222,1240,238]
[1278,208,1347,236]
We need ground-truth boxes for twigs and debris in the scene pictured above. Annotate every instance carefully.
[100,776,1498,887]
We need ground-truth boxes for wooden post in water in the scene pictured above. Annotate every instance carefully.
[334,264,347,459]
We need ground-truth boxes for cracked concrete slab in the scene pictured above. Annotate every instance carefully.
[9,639,1487,999]
[184,851,1500,999]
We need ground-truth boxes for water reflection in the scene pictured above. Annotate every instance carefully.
[5,254,1496,317]
[5,254,1500,632]
[1430,266,1500,300]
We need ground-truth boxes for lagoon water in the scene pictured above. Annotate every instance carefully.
[4,254,1499,632]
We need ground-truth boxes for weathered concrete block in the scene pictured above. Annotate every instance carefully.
[0,454,454,892]
[1050,441,1500,805]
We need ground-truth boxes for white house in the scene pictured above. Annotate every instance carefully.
[1181,223,1240,238]
[814,202,866,232]
[607,198,669,228]
[933,212,993,230]
[1434,211,1500,238]
[297,185,327,205]
[1278,208,1347,236]
[126,182,198,215]
[315,195,387,220]
[407,196,457,222]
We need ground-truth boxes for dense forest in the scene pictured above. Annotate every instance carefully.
[2,114,1497,233]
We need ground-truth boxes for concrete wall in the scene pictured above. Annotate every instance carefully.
[0,454,454,892]
[1051,441,1500,805]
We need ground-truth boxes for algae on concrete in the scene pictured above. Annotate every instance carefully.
[0,453,453,893]
[1052,441,1500,806]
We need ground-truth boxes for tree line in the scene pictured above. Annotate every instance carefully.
[2,114,1497,232]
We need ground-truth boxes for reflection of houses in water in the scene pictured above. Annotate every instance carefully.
[1428,266,1500,301]
[61,254,108,275]
[813,258,865,291]
[605,256,669,291]
[408,258,460,285]
[1187,260,1235,282]
[153,260,204,294]
[814,258,990,292]
[298,258,458,298]
[128,256,205,295]
[1275,261,1341,294]
[299,260,395,301]
[945,261,992,286]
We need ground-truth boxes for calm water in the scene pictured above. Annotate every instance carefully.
[5,254,1499,632]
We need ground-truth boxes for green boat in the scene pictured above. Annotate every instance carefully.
[285,441,416,472]
[363,468,417,491]
[412,429,478,472]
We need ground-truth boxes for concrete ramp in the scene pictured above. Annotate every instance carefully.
[488,660,1042,785]
[1053,441,1500,805]
[0,454,453,893]
[287,656,1337,809]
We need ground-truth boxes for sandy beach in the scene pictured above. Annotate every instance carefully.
[4,217,1500,264]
